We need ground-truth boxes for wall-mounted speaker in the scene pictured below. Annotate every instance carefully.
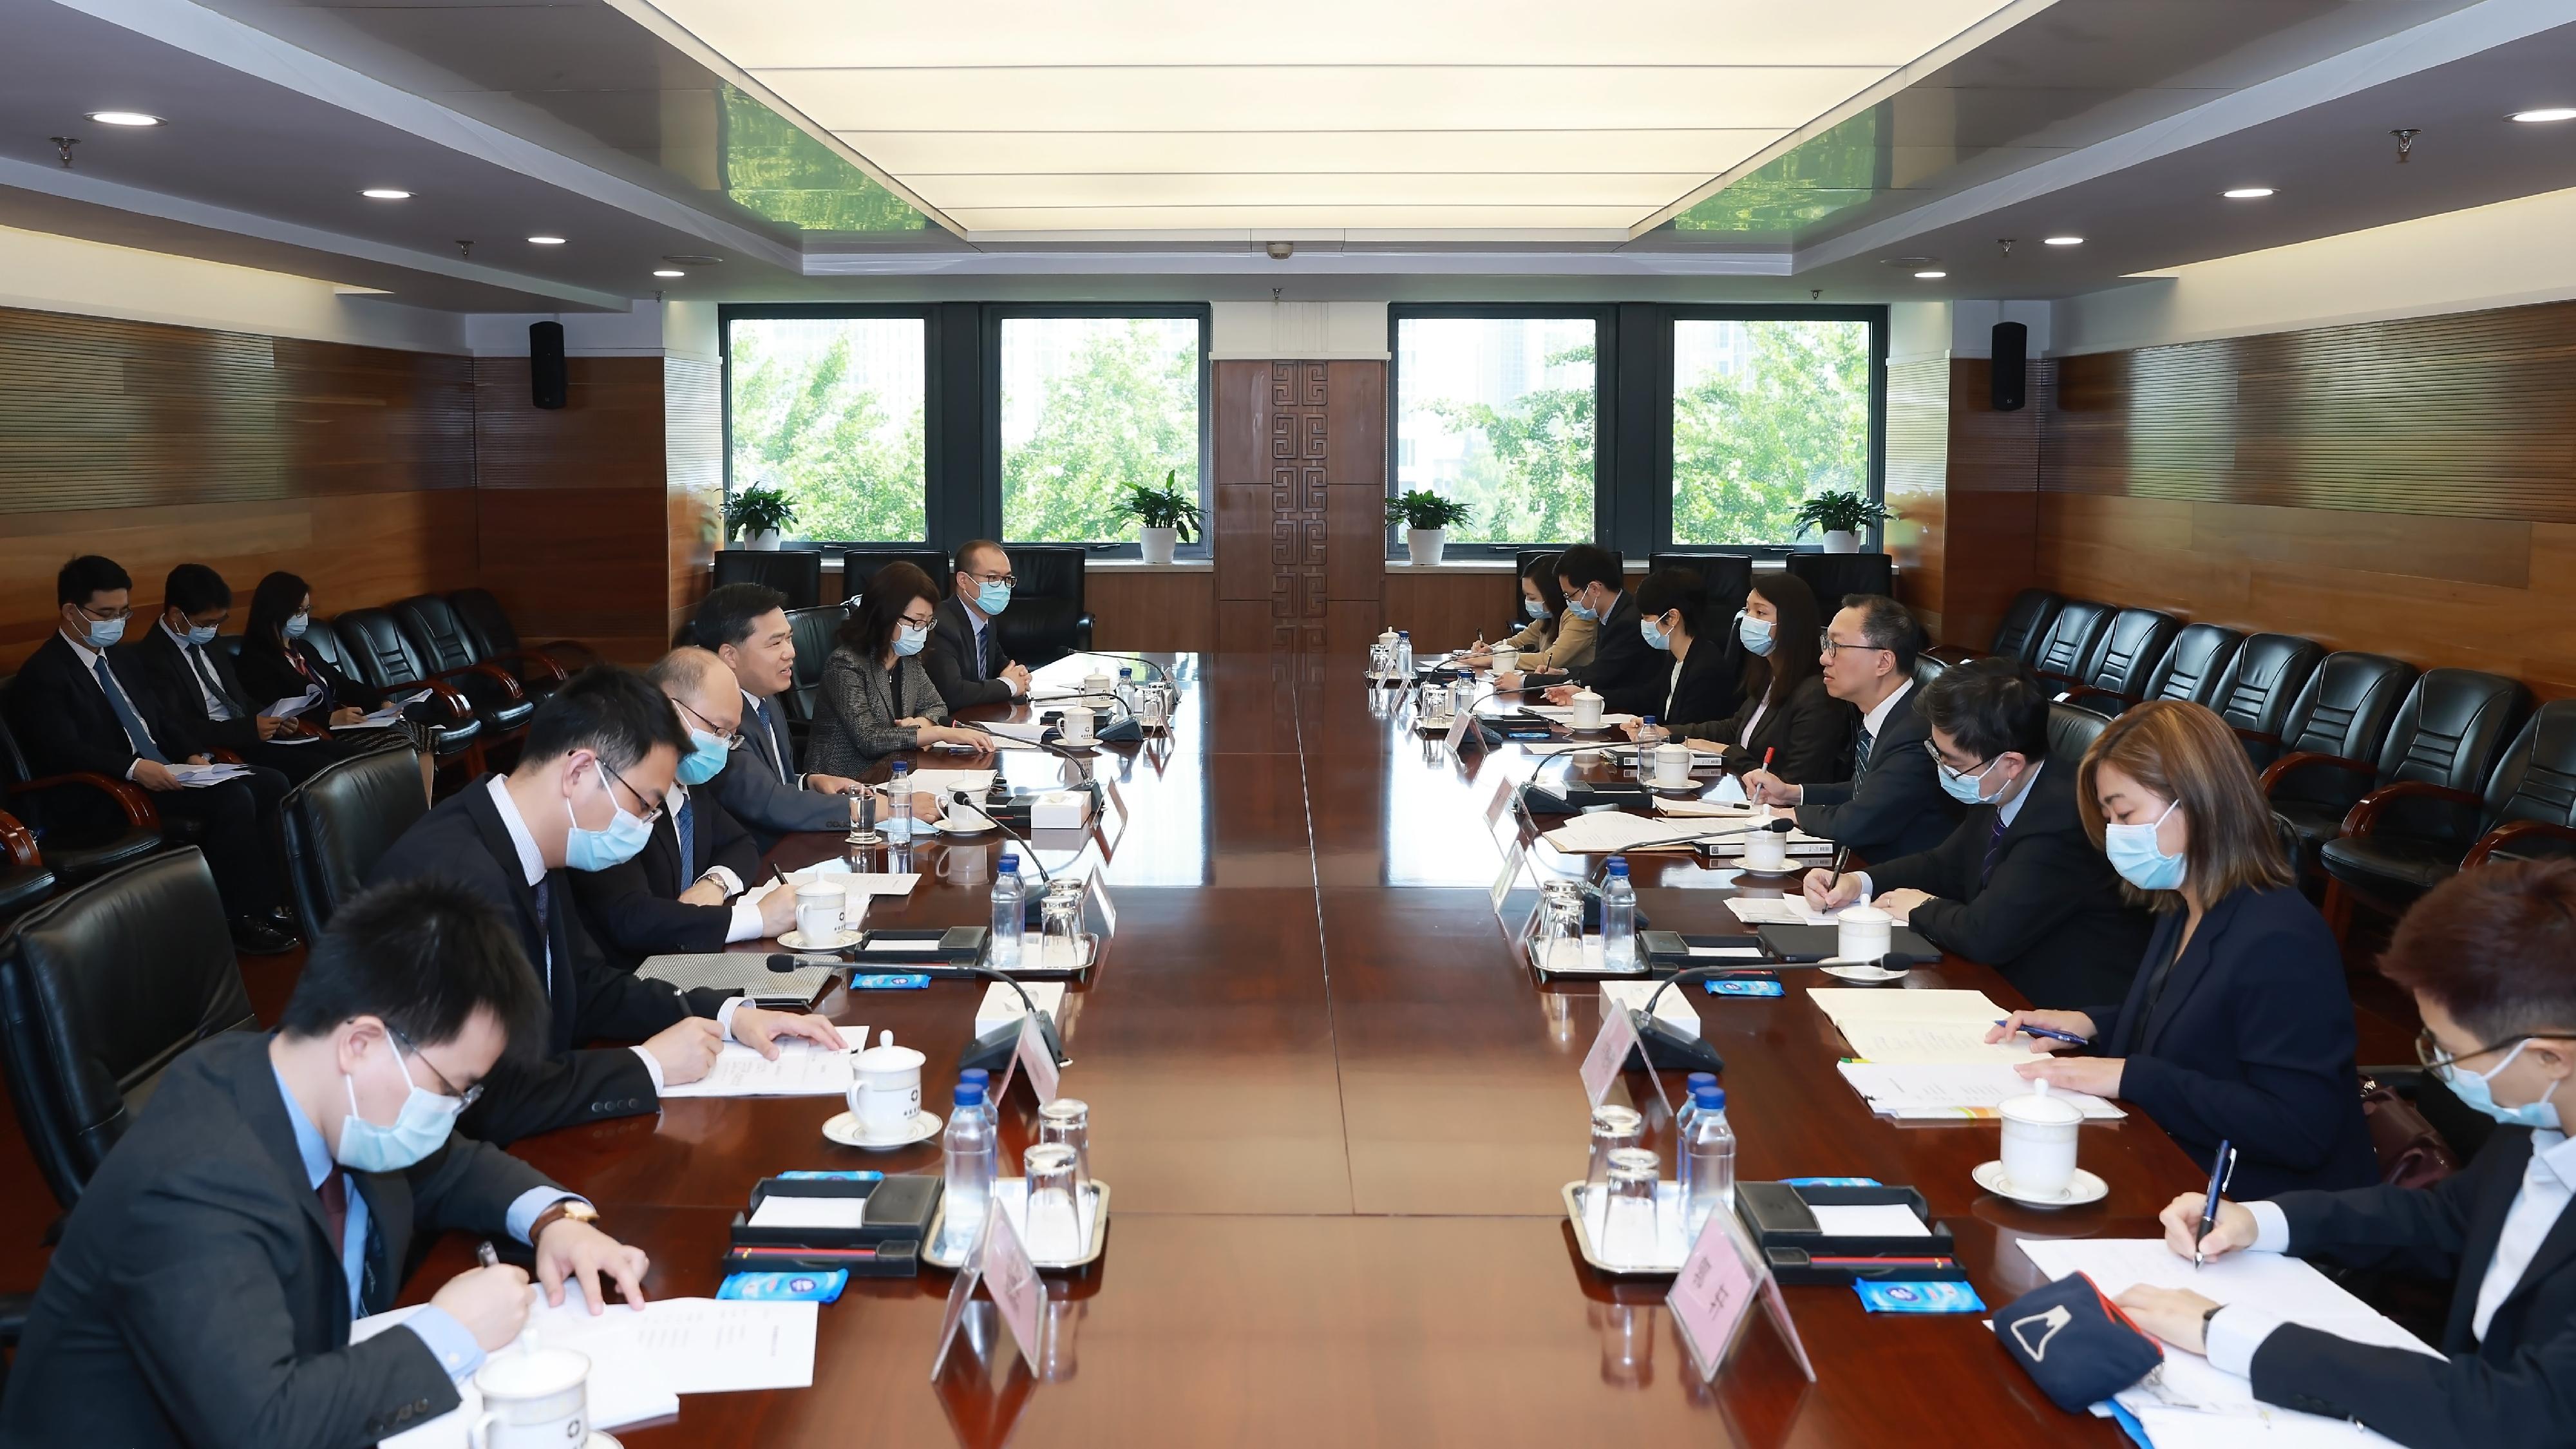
[529,321,567,410]
[1990,321,2027,412]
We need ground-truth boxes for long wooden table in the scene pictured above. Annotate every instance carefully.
[410,652,2204,1446]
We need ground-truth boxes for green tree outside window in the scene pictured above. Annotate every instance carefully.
[1001,318,1202,542]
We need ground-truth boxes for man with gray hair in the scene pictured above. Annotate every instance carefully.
[1741,592,1960,862]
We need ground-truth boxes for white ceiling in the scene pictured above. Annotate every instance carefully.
[609,0,2041,238]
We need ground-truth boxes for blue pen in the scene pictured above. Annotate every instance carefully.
[1998,1018,2089,1046]
[2193,1140,2236,1270]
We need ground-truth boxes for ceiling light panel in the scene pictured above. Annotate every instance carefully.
[622,0,2038,237]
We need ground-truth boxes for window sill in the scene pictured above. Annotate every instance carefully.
[1086,558,1215,573]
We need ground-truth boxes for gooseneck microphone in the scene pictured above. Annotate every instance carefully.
[951,787,1055,887]
[768,952,1070,1070]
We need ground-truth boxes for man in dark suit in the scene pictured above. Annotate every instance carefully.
[692,583,865,846]
[571,649,797,973]
[1748,592,1960,862]
[1,554,294,953]
[0,877,655,1449]
[2116,859,2576,1448]
[368,666,842,1143]
[124,563,367,786]
[1531,544,1665,719]
[1804,659,2150,1007]
[924,538,1033,712]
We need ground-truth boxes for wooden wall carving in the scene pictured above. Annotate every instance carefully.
[1267,362,1332,652]
[1212,359,1387,654]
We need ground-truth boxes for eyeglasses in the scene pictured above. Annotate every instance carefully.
[75,601,133,622]
[900,612,938,630]
[963,569,1018,587]
[597,760,665,826]
[1921,739,1996,782]
[386,1024,483,1108]
[1818,632,1891,656]
[672,696,742,748]
[2416,1026,2574,1075]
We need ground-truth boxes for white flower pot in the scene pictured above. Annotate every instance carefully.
[744,528,782,551]
[1823,529,1861,554]
[1406,527,1446,566]
[1139,526,1179,565]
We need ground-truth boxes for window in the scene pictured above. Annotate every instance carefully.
[1669,317,1873,546]
[726,314,928,542]
[1391,314,1600,548]
[998,314,1204,544]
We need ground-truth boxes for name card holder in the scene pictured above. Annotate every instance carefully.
[989,1014,1061,1108]
[1667,1211,1815,1385]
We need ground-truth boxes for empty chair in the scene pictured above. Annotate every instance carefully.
[991,544,1094,667]
[1784,552,1893,610]
[0,811,55,919]
[2211,632,2326,766]
[840,547,949,607]
[2258,652,2421,875]
[388,594,549,741]
[2136,623,2244,709]
[1991,589,2065,666]
[279,747,433,942]
[1648,553,1755,625]
[712,548,825,609]
[325,607,486,773]
[779,603,846,735]
[2057,607,2181,715]
[0,848,256,1209]
[2026,599,2115,687]
[0,708,164,889]
[2047,700,2111,764]
[2322,694,2570,919]
[447,587,587,695]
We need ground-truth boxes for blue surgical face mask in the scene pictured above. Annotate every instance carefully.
[2440,1038,2564,1131]
[2104,799,2186,891]
[564,765,655,871]
[1738,614,1776,658]
[676,727,731,786]
[1937,754,2003,806]
[181,619,219,647]
[975,580,1012,616]
[284,612,312,640]
[1524,597,1549,621]
[893,622,929,657]
[1640,616,1671,652]
[336,1038,465,1172]
[1564,592,1598,623]
[79,614,125,649]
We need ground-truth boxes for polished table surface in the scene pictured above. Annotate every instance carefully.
[409,654,2204,1446]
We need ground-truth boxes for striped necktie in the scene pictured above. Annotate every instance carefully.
[1851,728,1875,784]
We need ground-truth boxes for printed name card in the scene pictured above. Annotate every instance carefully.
[996,1013,1059,1106]
[980,1202,1044,1371]
[1444,705,1473,756]
[1665,1215,1817,1384]
[1580,1001,1643,1106]
[1489,841,1529,921]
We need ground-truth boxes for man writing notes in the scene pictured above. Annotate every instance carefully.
[0,879,654,1449]
[924,538,1034,712]
[1742,592,1959,864]
[2119,860,2576,1448]
[368,667,842,1143]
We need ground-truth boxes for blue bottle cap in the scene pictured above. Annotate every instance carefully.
[1687,1072,1717,1088]
[1606,858,1629,877]
[1642,715,1657,726]
[891,760,911,775]
[1695,1084,1725,1109]
[999,853,1020,871]
[960,1068,989,1084]
[954,1082,985,1106]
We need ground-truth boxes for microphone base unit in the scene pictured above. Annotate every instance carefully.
[1627,1010,1728,1075]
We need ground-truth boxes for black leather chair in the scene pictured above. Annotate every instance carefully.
[840,548,949,607]
[2132,623,2243,710]
[1913,654,1951,691]
[1785,552,1893,609]
[2026,600,2115,687]
[0,706,164,889]
[779,604,848,737]
[448,588,589,696]
[713,549,826,610]
[0,848,256,1209]
[2320,693,2565,919]
[2212,632,2326,767]
[2047,701,2111,765]
[2057,607,2181,715]
[299,614,361,679]
[990,545,1093,667]
[1648,553,1755,623]
[0,811,55,920]
[1992,589,2064,666]
[327,609,486,775]
[280,746,433,942]
[388,594,548,743]
[2257,652,2420,876]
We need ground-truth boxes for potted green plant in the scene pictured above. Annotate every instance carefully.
[1386,489,1475,565]
[1792,489,1895,554]
[1112,471,1202,564]
[724,484,798,551]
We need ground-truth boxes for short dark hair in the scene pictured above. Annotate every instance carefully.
[692,583,788,652]
[57,555,129,607]
[953,540,1006,579]
[1555,544,1623,592]
[2382,859,2576,1043]
[1634,567,1709,639]
[1839,593,1920,675]
[164,563,232,617]
[841,561,940,658]
[278,877,548,1056]
[1921,657,2050,762]
[520,665,690,773]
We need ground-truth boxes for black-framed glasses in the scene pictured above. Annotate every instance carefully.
[597,760,665,826]
[2416,1026,2573,1075]
[386,1024,484,1108]
[74,601,133,622]
[900,611,938,630]
[1818,631,1889,656]
[1921,738,1997,783]
[672,696,742,748]
[963,569,1018,587]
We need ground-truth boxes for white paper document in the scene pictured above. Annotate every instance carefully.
[264,688,323,719]
[1837,1061,2123,1118]
[168,762,254,787]
[902,768,996,799]
[353,1291,681,1447]
[627,1298,819,1395]
[1808,1203,1932,1238]
[636,954,838,1002]
[1601,979,1702,1039]
[1807,987,2005,1027]
[1542,811,1748,854]
[655,1034,867,1098]
[781,860,923,898]
[1653,797,1762,819]
[1525,706,1642,728]
[747,1195,866,1231]
[1725,895,1849,925]
[975,980,1066,1034]
[978,720,1054,743]
[1833,1021,2037,1065]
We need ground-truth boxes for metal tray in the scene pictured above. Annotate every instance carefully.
[922,1177,1112,1272]
[1561,1180,1696,1276]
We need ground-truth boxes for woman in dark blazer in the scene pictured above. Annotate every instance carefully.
[235,571,392,724]
[1676,571,1852,784]
[808,562,994,777]
[1993,699,2379,1198]
[1620,567,1738,734]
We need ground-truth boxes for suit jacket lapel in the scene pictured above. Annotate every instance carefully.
[227,1046,352,1331]
[2137,889,2245,1051]
[2448,1132,2538,1351]
[462,786,547,969]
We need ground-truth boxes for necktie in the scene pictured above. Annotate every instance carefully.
[1980,810,2009,884]
[676,793,696,871]
[532,876,554,990]
[968,621,987,682]
[94,658,168,764]
[317,1168,349,1258]
[757,697,791,781]
[187,643,239,719]
[1851,728,1875,784]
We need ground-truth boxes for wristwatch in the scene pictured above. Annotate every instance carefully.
[529,1199,600,1241]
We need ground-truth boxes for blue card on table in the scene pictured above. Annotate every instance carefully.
[1853,1280,1985,1314]
[719,1269,849,1303]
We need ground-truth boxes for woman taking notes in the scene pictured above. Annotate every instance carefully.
[1475,553,1595,686]
[1990,699,2378,1198]
[1615,567,1738,733]
[809,562,994,776]
[1674,571,1850,782]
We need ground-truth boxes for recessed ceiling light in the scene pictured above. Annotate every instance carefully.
[527,235,567,245]
[86,111,163,127]
[2510,107,2576,123]
[361,188,411,201]
[1913,270,1947,279]
[653,269,686,278]
[2043,235,2083,246]
[2222,187,2275,200]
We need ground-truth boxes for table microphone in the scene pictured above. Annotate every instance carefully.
[770,953,1068,1070]
[951,787,1055,887]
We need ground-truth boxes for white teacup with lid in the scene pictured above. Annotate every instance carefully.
[1568,688,1605,730]
[469,1345,591,1449]
[851,1029,925,1138]
[1997,1079,2084,1198]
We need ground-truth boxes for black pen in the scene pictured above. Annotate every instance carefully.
[2193,1140,2234,1269]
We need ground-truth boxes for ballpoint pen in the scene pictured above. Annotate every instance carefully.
[477,1241,500,1270]
[1996,1018,2090,1046]
[2193,1140,2235,1269]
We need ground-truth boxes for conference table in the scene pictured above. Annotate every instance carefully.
[410,651,2208,1446]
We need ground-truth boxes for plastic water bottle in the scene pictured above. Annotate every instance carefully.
[887,760,913,842]
[1681,1085,1737,1237]
[990,853,1024,969]
[957,1068,998,1137]
[1675,1071,1717,1142]
[1396,630,1415,680]
[1117,667,1138,717]
[1634,715,1663,782]
[1600,858,1636,970]
[940,1081,998,1255]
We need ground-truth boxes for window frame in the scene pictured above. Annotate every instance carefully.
[1656,305,1889,556]
[718,303,940,549]
[1384,303,1618,560]
[982,303,1215,560]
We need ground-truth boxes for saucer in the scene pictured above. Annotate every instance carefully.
[1973,1160,2109,1208]
[824,1108,943,1150]
[935,814,996,836]
[777,927,861,951]
[1819,961,1909,982]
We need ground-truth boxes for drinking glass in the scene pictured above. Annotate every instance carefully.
[1040,880,1088,969]
[1037,1097,1091,1191]
[1584,1104,1644,1193]
[1023,1144,1084,1262]
[1535,881,1586,972]
[1600,1148,1662,1266]
[1421,683,1450,723]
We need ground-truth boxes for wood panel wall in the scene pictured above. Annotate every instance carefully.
[1211,360,1386,653]
[2031,299,2576,698]
[1088,570,1217,653]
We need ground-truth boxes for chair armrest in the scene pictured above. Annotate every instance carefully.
[431,662,529,703]
[2463,820,2576,869]
[1074,614,1095,651]
[2342,781,2484,838]
[2035,668,2085,692]
[2057,686,2132,714]
[2257,750,2374,795]
[207,748,246,766]
[490,649,571,685]
[0,810,38,869]
[0,1288,29,1346]
[13,772,160,830]
[386,677,482,723]
[1923,645,1987,666]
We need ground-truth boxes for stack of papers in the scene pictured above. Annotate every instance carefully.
[167,762,254,787]
[349,690,431,728]
[1524,706,1642,729]
[974,980,1066,1033]
[1837,1061,2121,1119]
[1725,896,1847,925]
[657,1033,869,1098]
[1541,811,1754,854]
[264,687,323,719]
[1807,988,2038,1065]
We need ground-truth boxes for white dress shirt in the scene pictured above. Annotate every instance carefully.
[2207,1127,2576,1374]
[158,620,240,720]
[1858,676,1916,743]
[64,630,165,781]
[482,777,746,1092]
